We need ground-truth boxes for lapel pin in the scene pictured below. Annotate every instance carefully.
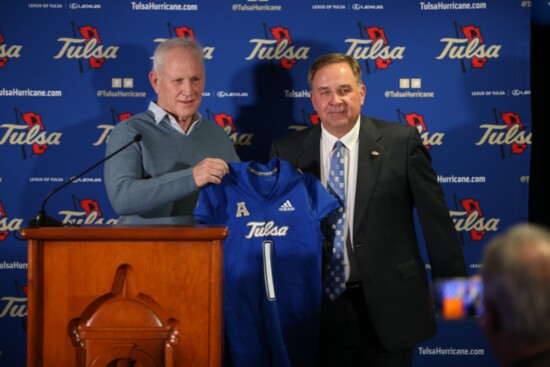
[371,150,380,157]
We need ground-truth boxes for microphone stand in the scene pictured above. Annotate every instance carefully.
[28,134,142,227]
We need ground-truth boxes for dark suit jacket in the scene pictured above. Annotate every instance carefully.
[270,115,468,352]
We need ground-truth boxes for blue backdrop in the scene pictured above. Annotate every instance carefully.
[0,0,531,365]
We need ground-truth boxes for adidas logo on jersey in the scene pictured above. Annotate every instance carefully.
[279,200,295,212]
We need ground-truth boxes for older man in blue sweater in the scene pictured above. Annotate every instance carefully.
[104,37,239,224]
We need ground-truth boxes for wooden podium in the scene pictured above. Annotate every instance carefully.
[20,225,227,367]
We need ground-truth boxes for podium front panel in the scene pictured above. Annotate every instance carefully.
[21,225,226,367]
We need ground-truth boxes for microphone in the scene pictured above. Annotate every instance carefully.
[28,134,142,228]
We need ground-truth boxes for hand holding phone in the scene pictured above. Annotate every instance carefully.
[433,276,483,320]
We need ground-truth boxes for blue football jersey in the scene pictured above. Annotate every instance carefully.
[194,158,339,367]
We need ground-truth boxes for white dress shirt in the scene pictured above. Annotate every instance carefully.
[149,101,201,135]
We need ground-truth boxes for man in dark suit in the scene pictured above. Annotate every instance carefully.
[270,53,468,367]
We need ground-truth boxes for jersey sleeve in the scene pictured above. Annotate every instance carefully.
[303,173,340,221]
[193,184,220,224]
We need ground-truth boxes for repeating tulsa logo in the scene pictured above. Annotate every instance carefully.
[0,198,116,233]
[53,23,119,73]
[285,110,320,132]
[245,24,310,70]
[154,24,215,60]
[0,200,23,241]
[207,110,253,148]
[451,197,500,245]
[1,109,61,158]
[0,279,27,330]
[0,30,22,68]
[54,198,117,226]
[346,23,405,74]
[93,108,133,146]
[92,108,253,148]
[397,110,445,150]
[436,23,501,73]
[475,109,531,158]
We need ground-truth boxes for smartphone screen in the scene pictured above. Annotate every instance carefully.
[433,277,483,319]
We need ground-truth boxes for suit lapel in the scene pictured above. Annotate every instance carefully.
[295,120,382,237]
[297,125,322,177]
[353,116,384,236]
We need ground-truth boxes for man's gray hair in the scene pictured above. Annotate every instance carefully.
[152,37,204,74]
[482,223,550,344]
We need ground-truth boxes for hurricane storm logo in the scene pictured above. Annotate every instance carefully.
[436,23,501,73]
[245,24,309,70]
[53,23,119,73]
[451,196,500,244]
[169,23,197,40]
[80,198,103,218]
[0,31,6,67]
[112,109,133,123]
[345,23,405,74]
[0,109,61,158]
[397,110,445,150]
[475,109,531,159]
[208,110,253,148]
[302,111,320,127]
[20,111,48,155]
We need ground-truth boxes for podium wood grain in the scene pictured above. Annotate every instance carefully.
[21,225,227,367]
